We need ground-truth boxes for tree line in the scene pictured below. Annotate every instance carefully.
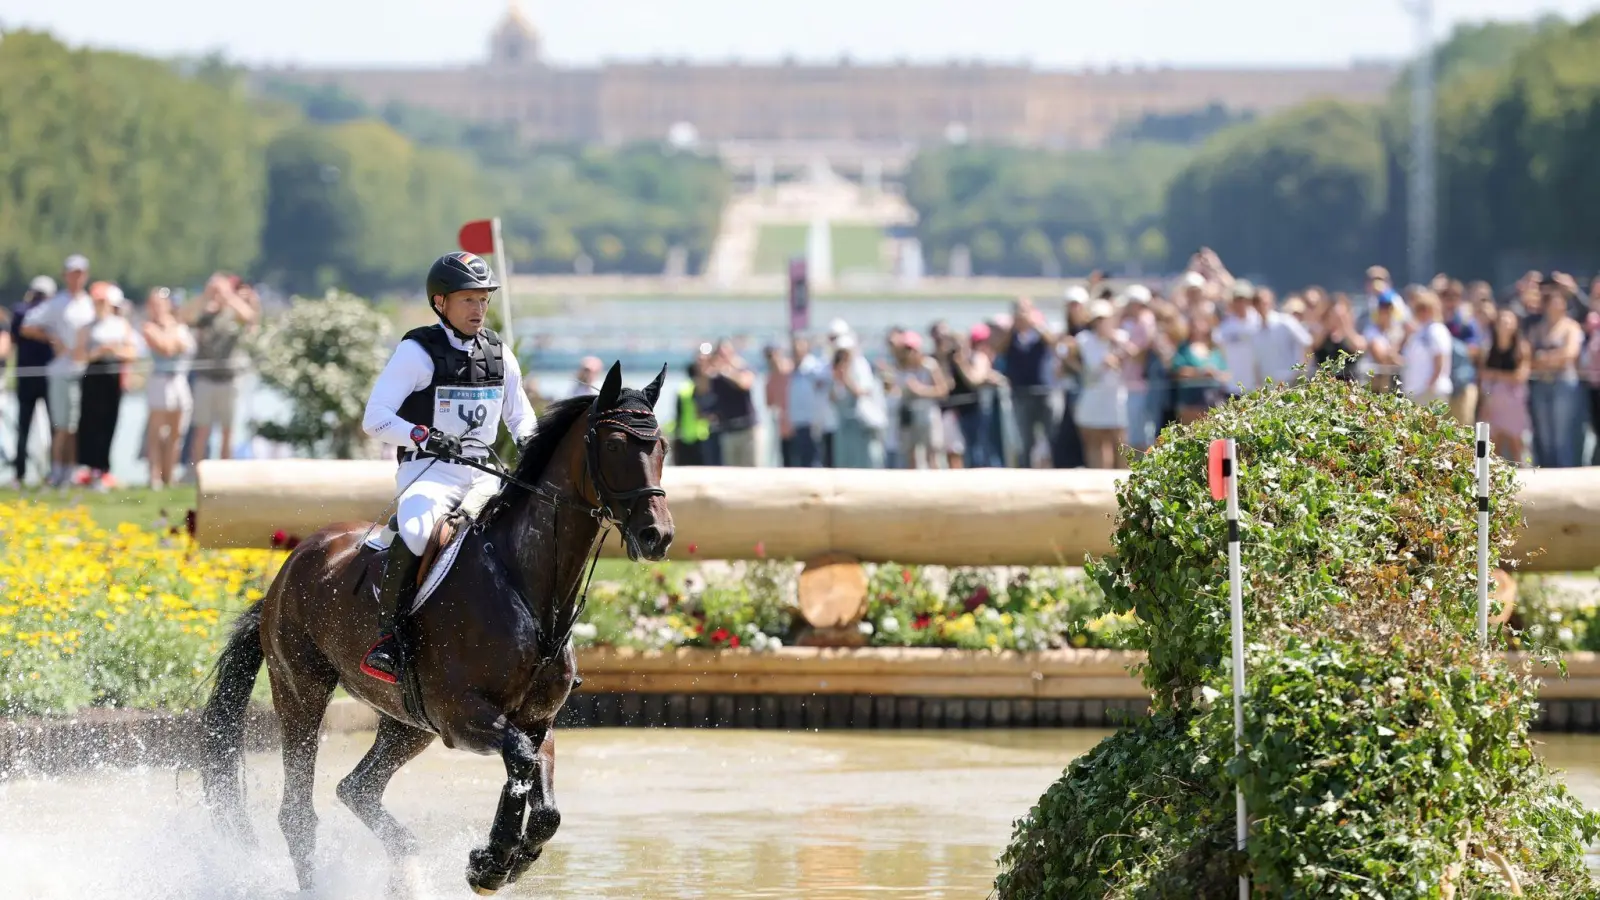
[904,15,1592,289]
[1161,16,1587,289]
[904,143,1192,278]
[0,31,729,300]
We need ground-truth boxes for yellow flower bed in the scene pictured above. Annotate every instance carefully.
[0,501,283,716]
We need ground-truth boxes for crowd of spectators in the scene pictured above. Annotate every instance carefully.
[674,249,1600,471]
[2,254,259,490]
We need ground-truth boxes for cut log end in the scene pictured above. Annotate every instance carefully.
[797,554,868,629]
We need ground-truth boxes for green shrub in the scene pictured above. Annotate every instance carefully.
[998,368,1600,899]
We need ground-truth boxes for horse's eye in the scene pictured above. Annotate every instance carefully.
[606,435,625,451]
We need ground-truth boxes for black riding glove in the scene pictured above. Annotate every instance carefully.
[429,430,464,459]
[412,424,463,459]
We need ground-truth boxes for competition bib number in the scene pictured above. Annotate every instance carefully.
[433,385,504,444]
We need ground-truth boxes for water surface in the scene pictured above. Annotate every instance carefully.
[1,729,1595,899]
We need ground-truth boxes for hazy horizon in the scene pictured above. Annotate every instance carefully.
[3,0,1598,71]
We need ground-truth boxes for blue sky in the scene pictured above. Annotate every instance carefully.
[2,0,1597,68]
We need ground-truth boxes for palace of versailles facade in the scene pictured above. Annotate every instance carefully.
[258,5,1398,155]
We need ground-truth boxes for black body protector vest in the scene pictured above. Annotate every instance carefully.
[395,325,506,462]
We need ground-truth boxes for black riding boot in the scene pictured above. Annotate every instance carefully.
[361,541,423,684]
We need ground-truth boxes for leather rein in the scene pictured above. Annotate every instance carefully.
[448,407,666,655]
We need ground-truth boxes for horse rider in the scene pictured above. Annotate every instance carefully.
[358,250,538,684]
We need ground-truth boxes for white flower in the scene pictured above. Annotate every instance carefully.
[571,622,598,642]
[751,633,770,651]
[1199,685,1222,704]
[981,607,1002,624]
[858,621,875,635]
[1558,627,1575,643]
[1530,624,1545,638]
[879,616,900,634]
[744,623,761,636]
[767,636,783,649]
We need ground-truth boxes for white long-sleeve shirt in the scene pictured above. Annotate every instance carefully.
[1253,310,1313,386]
[363,326,537,451]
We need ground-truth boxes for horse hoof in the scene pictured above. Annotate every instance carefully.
[506,846,544,885]
[467,847,511,896]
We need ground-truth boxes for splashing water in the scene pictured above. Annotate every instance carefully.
[3,729,1596,898]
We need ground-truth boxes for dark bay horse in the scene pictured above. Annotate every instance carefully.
[200,362,673,896]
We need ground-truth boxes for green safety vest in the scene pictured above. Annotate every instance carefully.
[673,381,710,444]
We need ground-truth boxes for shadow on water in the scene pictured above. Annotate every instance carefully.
[0,728,1595,899]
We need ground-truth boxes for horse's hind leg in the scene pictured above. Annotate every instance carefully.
[266,649,338,893]
[336,715,435,894]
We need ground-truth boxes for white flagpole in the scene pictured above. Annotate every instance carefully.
[1224,438,1248,900]
[1476,421,1491,645]
[490,216,516,354]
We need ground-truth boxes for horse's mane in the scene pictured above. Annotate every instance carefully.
[479,385,657,526]
[479,394,593,525]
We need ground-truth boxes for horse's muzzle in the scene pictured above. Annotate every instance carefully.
[630,521,673,562]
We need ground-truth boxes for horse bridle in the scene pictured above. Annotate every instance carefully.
[449,403,666,530]
[581,404,667,529]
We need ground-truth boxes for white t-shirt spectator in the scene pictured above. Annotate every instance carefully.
[22,290,94,377]
[1214,309,1262,395]
[1401,322,1453,400]
[1074,328,1129,429]
[1253,310,1313,386]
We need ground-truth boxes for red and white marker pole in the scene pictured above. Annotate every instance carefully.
[1209,438,1249,900]
[1476,422,1491,645]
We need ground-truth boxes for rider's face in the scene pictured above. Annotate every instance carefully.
[435,289,492,336]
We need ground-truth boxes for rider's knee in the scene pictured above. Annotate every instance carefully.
[395,513,431,556]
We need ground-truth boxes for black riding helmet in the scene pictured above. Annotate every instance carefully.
[426,251,500,338]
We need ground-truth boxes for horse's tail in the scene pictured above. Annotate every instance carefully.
[199,599,265,843]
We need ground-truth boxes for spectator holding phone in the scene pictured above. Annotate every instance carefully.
[185,273,258,464]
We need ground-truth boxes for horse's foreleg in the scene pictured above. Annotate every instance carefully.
[465,725,543,896]
[506,726,559,885]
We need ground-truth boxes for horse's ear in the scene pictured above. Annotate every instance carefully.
[642,363,667,408]
[596,361,623,410]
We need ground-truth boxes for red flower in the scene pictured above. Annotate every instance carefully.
[710,628,730,645]
[963,585,991,613]
[729,634,741,648]
[271,530,287,548]
[693,623,704,635]
[754,541,766,559]
[913,614,932,631]
[901,569,913,585]
[687,542,699,555]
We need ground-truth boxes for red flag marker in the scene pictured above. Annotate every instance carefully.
[458,219,494,255]
[1208,439,1229,501]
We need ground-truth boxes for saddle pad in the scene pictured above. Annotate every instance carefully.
[363,524,396,552]
[412,526,469,614]
[365,524,471,616]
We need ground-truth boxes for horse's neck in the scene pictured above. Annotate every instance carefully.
[494,480,601,644]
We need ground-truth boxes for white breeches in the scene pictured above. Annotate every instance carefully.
[394,458,499,556]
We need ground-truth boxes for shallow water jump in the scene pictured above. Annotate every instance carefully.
[196,358,673,896]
